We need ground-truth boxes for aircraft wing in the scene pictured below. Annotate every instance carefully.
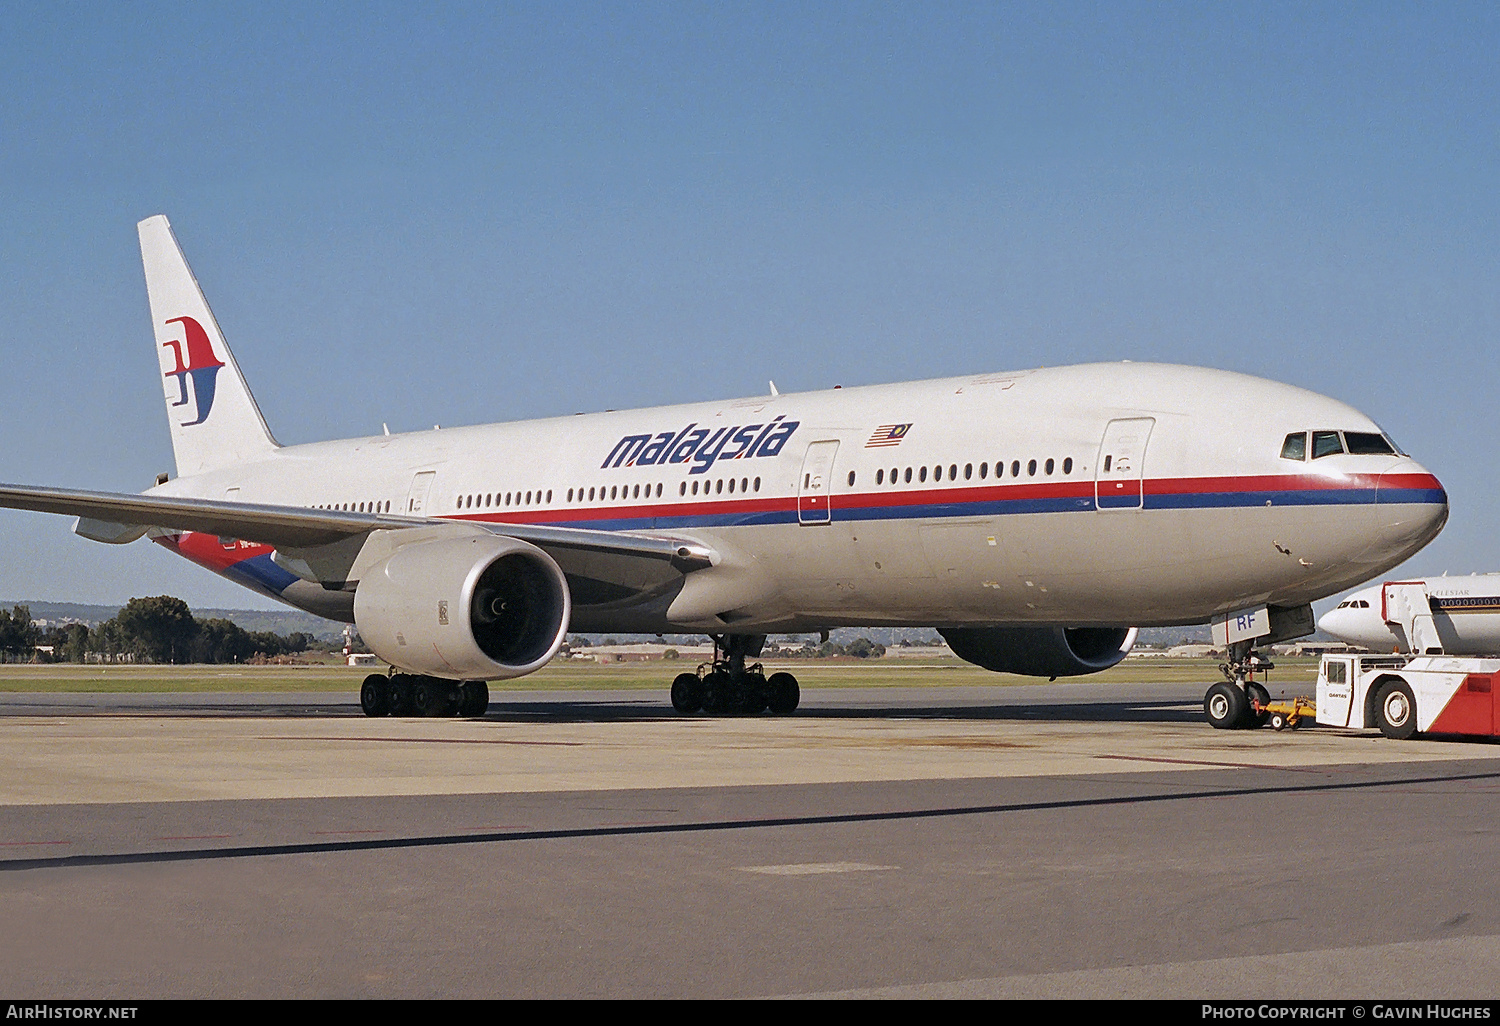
[0,483,714,571]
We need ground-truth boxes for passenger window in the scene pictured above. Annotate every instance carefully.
[964,463,972,480]
[847,471,856,487]
[1280,433,1307,461]
[1011,460,1020,477]
[1344,432,1395,455]
[1027,459,1037,476]
[876,469,884,485]
[1311,431,1344,459]
[1045,458,1054,475]
[980,462,988,479]
[1063,457,1073,474]
[919,466,927,482]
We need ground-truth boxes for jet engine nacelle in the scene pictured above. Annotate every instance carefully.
[939,626,1138,677]
[354,534,571,680]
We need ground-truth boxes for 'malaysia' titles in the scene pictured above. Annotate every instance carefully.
[602,416,800,475]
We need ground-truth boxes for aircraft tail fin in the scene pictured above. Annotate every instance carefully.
[138,215,279,479]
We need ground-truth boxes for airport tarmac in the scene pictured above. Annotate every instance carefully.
[0,681,1497,998]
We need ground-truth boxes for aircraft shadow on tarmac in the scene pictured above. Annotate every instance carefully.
[481,699,1206,725]
[0,695,1206,724]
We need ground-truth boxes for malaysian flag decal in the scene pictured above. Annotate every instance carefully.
[866,423,911,448]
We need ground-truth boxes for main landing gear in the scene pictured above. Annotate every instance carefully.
[360,673,490,718]
[1203,640,1273,730]
[669,634,800,716]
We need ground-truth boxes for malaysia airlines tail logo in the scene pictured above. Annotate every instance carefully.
[161,316,225,426]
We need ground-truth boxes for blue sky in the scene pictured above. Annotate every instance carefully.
[0,2,1496,610]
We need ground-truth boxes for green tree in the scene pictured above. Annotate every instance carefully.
[114,596,199,663]
[0,605,40,661]
[193,618,254,664]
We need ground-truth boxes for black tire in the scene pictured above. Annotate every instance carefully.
[1374,679,1419,740]
[1204,682,1248,730]
[743,673,769,715]
[1244,681,1272,729]
[387,675,413,717]
[413,678,454,717]
[671,673,703,714]
[360,674,390,717]
[701,670,730,715]
[766,672,800,715]
[1269,712,1287,731]
[458,680,489,718]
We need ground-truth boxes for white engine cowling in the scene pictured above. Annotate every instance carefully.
[939,626,1138,677]
[354,534,571,680]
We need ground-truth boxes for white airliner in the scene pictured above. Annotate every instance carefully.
[0,216,1449,723]
[1319,575,1500,655]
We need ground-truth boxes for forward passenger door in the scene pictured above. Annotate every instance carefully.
[1095,418,1154,511]
[797,441,840,525]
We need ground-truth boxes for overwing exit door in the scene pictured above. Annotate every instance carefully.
[797,440,840,525]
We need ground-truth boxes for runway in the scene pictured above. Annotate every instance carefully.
[1,683,1497,998]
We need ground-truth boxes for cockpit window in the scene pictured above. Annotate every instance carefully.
[1311,431,1345,459]
[1344,432,1395,456]
[1280,432,1307,461]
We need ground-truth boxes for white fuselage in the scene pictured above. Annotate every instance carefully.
[150,361,1447,634]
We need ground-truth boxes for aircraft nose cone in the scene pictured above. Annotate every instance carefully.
[1374,458,1448,555]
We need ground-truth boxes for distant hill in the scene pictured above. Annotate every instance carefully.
[2,602,1334,650]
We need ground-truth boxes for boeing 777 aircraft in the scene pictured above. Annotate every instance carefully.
[0,217,1449,726]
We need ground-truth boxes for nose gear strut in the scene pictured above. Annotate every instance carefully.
[1203,640,1274,729]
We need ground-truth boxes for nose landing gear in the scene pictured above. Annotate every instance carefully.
[669,634,800,716]
[1203,641,1274,730]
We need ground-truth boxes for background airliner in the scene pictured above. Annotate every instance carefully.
[1320,575,1500,655]
[0,217,1449,723]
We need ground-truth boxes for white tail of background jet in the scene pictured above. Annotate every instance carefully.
[138,215,279,479]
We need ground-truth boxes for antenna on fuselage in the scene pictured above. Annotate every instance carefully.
[769,380,779,396]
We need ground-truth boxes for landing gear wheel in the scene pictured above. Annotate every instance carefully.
[360,674,390,717]
[742,672,769,715]
[1204,682,1248,730]
[766,672,800,715]
[413,679,454,717]
[458,681,489,718]
[671,673,703,714]
[1375,679,1419,740]
[701,670,731,715]
[1244,682,1272,729]
[387,675,413,717]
